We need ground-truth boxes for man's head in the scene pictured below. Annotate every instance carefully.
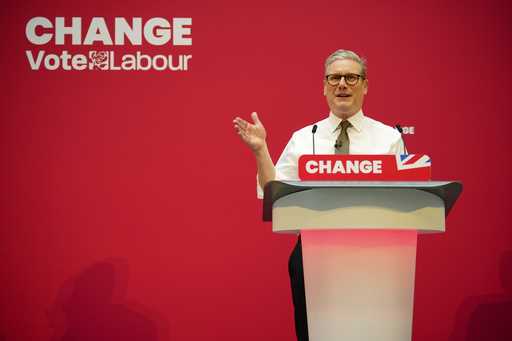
[323,50,368,119]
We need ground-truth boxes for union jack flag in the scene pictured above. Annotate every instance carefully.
[396,154,431,170]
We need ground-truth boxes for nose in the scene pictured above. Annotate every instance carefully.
[337,77,348,89]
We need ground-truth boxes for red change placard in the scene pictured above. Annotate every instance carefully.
[298,154,431,181]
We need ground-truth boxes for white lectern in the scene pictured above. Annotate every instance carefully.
[263,181,462,341]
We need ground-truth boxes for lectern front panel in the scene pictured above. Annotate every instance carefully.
[302,229,417,341]
[272,188,445,233]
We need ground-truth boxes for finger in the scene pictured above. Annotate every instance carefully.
[233,118,244,128]
[234,124,248,135]
[234,122,248,133]
[251,112,261,125]
[234,124,246,134]
[235,118,249,129]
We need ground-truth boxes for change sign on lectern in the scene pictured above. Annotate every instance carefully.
[298,154,431,181]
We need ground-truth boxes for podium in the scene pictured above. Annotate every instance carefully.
[263,180,462,341]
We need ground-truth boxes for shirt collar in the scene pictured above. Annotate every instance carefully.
[327,110,365,133]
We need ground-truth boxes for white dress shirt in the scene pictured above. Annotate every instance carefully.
[257,110,404,198]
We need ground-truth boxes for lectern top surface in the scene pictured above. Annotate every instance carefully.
[278,180,453,187]
[262,180,462,222]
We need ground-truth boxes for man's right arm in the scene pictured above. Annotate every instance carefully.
[253,144,276,190]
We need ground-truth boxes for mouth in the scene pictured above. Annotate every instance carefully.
[336,94,351,98]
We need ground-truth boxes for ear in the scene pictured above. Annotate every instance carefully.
[363,78,368,95]
[323,81,327,96]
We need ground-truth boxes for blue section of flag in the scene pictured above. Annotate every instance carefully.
[400,154,409,161]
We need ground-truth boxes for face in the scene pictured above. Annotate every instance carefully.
[323,59,368,119]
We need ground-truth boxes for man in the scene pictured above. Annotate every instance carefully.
[233,49,404,341]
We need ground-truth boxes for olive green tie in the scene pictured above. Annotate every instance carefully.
[335,120,351,154]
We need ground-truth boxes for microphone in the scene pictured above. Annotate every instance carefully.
[395,124,409,155]
[312,125,318,155]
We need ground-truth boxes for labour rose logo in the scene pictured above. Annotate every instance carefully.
[89,51,109,70]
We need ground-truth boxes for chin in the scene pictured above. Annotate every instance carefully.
[335,105,352,113]
[334,101,352,109]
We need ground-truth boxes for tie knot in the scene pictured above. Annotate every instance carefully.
[338,120,351,131]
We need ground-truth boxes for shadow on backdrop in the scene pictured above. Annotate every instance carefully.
[451,250,512,341]
[48,259,169,341]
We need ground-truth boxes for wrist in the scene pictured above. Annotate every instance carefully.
[252,142,268,156]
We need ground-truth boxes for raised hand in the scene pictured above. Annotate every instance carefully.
[233,112,267,152]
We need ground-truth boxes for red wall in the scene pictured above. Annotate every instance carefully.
[1,1,511,340]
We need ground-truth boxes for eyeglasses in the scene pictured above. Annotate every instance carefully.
[325,73,364,86]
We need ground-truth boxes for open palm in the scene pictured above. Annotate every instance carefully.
[233,112,267,152]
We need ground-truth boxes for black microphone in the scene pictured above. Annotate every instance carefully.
[312,124,318,155]
[395,124,409,154]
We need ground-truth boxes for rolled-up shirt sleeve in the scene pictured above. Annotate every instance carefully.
[388,137,406,155]
[256,133,300,199]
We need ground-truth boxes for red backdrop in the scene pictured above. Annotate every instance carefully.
[1,0,511,340]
